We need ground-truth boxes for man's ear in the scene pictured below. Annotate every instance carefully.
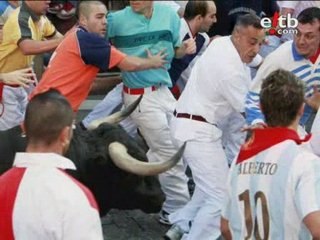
[78,14,87,27]
[59,126,72,146]
[195,14,203,22]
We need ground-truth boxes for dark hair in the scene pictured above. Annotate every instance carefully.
[260,69,305,127]
[76,0,105,19]
[233,13,263,30]
[184,1,212,21]
[25,89,73,145]
[297,7,320,24]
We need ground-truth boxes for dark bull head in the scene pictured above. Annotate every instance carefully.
[0,97,185,216]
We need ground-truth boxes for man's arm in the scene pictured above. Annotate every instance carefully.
[221,217,232,240]
[245,55,279,126]
[18,37,62,55]
[174,38,196,59]
[117,49,167,72]
[303,211,320,239]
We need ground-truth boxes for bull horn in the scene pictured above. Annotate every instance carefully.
[88,95,143,130]
[108,142,186,176]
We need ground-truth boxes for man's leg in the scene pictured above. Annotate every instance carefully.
[0,86,27,130]
[82,83,123,129]
[123,87,190,215]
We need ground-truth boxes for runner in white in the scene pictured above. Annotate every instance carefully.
[222,69,320,240]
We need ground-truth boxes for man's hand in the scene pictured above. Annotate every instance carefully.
[146,49,168,69]
[182,38,196,55]
[175,38,196,58]
[305,85,320,110]
[1,68,35,88]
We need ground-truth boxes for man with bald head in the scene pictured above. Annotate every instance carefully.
[0,0,63,131]
[31,0,166,112]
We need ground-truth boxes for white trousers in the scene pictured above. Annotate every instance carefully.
[169,116,229,239]
[0,86,28,130]
[123,86,190,213]
[82,82,138,137]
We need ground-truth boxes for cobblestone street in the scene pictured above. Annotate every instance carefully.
[102,210,169,240]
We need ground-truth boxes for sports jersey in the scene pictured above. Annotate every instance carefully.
[169,18,210,98]
[31,26,126,112]
[107,3,181,88]
[246,41,320,126]
[222,128,320,239]
[0,152,103,240]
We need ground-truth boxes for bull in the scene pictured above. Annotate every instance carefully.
[0,97,185,216]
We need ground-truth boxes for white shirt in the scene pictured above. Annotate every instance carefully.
[0,152,103,240]
[311,108,320,156]
[277,1,320,18]
[172,36,251,142]
[223,138,320,239]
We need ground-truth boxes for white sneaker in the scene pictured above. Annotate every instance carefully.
[164,224,185,240]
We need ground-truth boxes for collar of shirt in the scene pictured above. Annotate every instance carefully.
[291,41,305,61]
[236,127,311,164]
[21,1,40,22]
[77,25,88,32]
[13,152,76,170]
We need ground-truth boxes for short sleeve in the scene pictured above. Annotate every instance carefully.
[294,157,320,220]
[42,16,56,38]
[108,46,126,69]
[77,30,112,71]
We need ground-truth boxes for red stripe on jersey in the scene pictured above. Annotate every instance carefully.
[59,170,99,211]
[0,168,26,240]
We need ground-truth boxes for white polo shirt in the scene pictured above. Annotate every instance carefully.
[172,36,251,142]
[0,153,103,240]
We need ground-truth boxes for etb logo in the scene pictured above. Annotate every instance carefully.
[260,12,298,35]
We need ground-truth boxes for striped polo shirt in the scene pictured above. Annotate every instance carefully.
[245,41,320,126]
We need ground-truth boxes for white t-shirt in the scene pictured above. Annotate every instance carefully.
[0,152,103,240]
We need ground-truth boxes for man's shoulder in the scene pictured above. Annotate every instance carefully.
[108,7,130,19]
[266,41,294,61]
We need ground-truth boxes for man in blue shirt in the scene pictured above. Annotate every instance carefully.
[108,0,196,224]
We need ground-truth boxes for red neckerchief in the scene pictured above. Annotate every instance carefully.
[309,47,320,64]
[236,127,311,164]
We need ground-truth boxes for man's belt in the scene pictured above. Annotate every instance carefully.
[123,85,158,95]
[173,110,217,126]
